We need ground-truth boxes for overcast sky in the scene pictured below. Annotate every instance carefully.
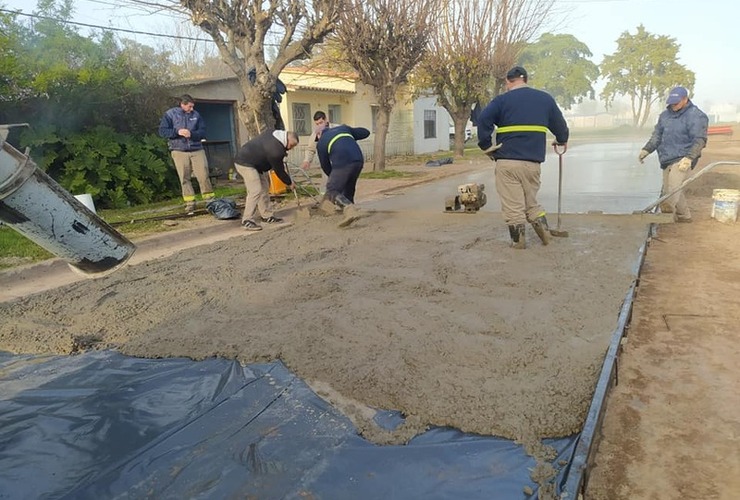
[3,0,739,108]
[558,0,740,108]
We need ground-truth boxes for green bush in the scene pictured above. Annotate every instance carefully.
[23,126,180,209]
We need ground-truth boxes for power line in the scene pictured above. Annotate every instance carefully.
[1,8,287,47]
[0,8,212,42]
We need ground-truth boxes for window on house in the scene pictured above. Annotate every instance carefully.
[292,103,311,135]
[371,105,379,133]
[424,110,437,139]
[328,104,341,124]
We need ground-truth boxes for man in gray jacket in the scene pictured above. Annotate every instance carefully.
[638,86,708,222]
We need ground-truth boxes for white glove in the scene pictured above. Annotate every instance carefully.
[676,157,692,172]
[638,149,650,163]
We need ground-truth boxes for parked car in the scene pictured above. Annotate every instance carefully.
[449,123,473,142]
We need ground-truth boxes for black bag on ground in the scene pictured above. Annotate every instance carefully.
[206,198,241,220]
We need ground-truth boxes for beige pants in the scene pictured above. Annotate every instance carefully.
[171,150,214,205]
[495,159,545,225]
[661,161,691,219]
[235,163,274,222]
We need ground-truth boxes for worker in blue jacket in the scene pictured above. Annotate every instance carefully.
[316,124,370,228]
[477,66,569,249]
[638,86,708,222]
[158,94,215,214]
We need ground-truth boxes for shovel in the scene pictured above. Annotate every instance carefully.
[550,143,569,237]
[293,186,311,220]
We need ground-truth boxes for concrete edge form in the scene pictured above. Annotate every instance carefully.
[560,224,655,498]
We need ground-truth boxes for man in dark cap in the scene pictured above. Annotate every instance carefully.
[477,66,569,249]
[638,86,708,222]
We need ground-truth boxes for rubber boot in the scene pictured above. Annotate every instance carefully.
[508,224,526,249]
[530,215,551,246]
[317,194,337,216]
[335,194,361,228]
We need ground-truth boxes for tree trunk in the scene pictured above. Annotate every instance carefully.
[373,106,391,172]
[639,110,652,129]
[235,71,280,139]
[452,115,469,157]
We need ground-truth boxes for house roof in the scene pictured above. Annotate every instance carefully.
[171,73,358,94]
[285,84,355,94]
[171,75,236,87]
[281,66,358,80]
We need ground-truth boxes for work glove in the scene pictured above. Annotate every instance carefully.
[676,157,692,172]
[482,143,502,160]
[638,149,650,163]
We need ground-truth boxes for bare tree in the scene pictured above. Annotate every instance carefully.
[415,0,497,156]
[128,0,343,135]
[416,0,555,156]
[333,0,439,171]
[153,21,232,79]
[490,0,556,93]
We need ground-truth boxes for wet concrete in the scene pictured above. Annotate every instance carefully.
[365,141,663,214]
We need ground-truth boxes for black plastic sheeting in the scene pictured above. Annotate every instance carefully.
[0,351,579,499]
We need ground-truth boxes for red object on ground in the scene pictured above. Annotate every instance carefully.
[707,126,733,135]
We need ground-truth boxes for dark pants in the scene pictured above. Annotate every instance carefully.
[324,161,363,203]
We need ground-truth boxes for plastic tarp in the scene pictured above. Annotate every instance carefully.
[0,351,578,499]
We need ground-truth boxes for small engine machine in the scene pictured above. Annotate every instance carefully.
[444,183,487,213]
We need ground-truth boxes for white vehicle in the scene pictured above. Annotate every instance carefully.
[449,122,473,142]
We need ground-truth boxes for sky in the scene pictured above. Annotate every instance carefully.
[556,0,740,109]
[3,0,740,109]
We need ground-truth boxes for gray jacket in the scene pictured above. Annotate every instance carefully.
[643,101,708,169]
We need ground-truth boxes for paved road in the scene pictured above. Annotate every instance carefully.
[365,141,664,214]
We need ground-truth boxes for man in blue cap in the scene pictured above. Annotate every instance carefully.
[638,86,708,222]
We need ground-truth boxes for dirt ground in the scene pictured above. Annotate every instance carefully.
[1,150,653,493]
[1,140,739,497]
[586,141,740,499]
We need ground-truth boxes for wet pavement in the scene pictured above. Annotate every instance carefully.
[365,141,664,214]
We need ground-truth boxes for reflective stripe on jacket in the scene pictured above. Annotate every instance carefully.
[477,86,569,163]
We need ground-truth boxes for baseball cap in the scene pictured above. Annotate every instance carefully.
[666,86,688,105]
[506,66,528,81]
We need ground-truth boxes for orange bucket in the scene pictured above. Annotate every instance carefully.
[268,170,288,195]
